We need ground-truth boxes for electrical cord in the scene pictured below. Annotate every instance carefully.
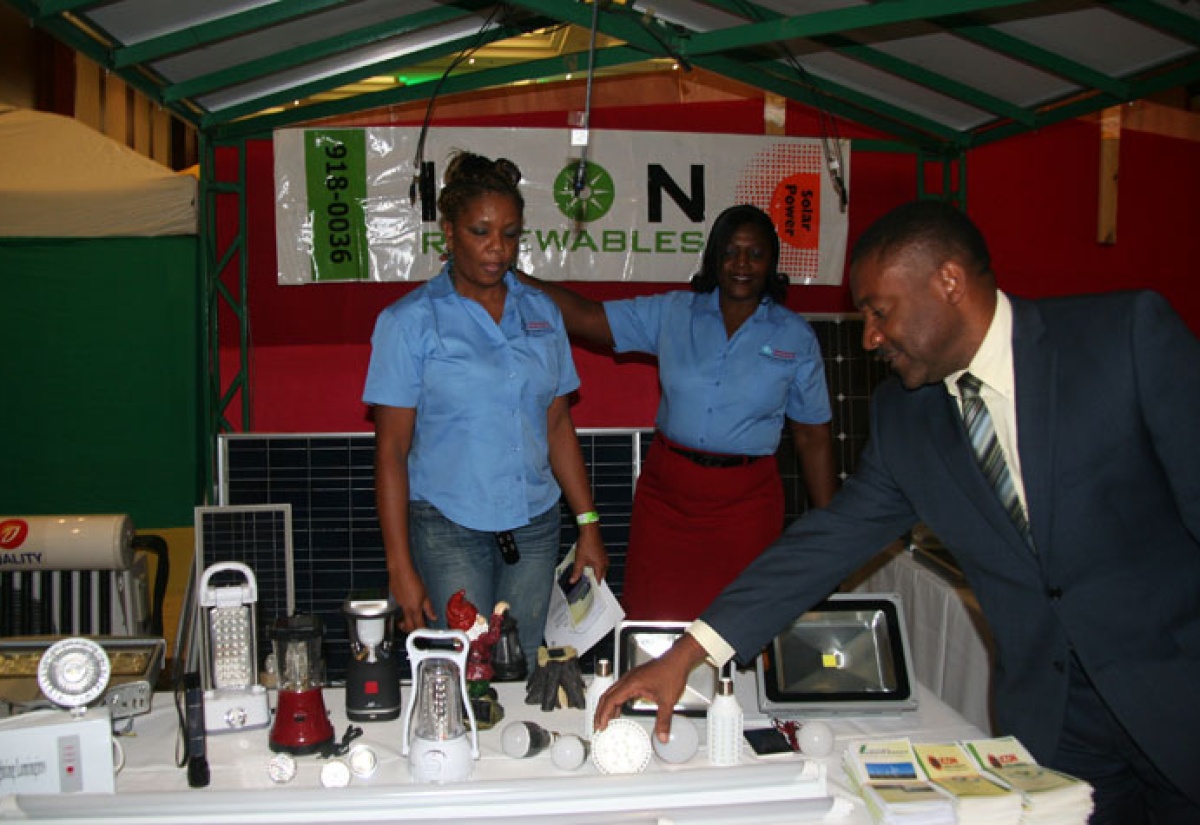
[409,4,518,208]
[729,0,849,211]
[624,4,692,72]
[173,678,187,769]
[573,0,602,199]
[131,533,169,637]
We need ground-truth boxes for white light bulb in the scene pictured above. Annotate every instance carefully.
[798,721,835,757]
[348,745,378,779]
[652,716,699,764]
[551,734,588,771]
[319,759,351,788]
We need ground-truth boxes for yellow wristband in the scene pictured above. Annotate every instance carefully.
[575,511,600,526]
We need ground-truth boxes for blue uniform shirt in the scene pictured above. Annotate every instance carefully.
[604,289,831,455]
[363,269,580,532]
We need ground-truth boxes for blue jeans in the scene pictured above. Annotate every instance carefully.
[408,500,560,667]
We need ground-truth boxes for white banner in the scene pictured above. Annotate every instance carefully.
[274,127,849,286]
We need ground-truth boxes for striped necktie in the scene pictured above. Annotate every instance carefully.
[957,372,1033,546]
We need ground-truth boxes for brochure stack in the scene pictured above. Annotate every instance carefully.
[913,741,1023,825]
[843,735,1093,825]
[965,736,1094,825]
[843,738,954,825]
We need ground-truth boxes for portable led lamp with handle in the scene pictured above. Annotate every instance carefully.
[197,562,270,733]
[400,629,479,783]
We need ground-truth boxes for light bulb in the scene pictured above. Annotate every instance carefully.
[348,745,378,779]
[319,759,351,788]
[501,722,552,758]
[652,716,699,764]
[551,734,588,770]
[798,721,835,757]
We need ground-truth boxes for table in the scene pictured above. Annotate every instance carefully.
[847,542,996,734]
[1,673,984,824]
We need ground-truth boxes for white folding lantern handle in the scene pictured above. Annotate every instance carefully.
[400,629,479,759]
[199,561,258,608]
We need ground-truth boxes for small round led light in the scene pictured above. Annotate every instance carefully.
[37,637,111,710]
[652,716,699,764]
[348,744,378,779]
[550,734,588,771]
[590,719,652,775]
[267,753,297,784]
[798,721,835,758]
[319,758,352,788]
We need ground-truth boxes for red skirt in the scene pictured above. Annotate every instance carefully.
[620,434,784,621]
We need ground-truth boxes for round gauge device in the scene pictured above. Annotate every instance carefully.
[590,718,652,775]
[37,637,111,710]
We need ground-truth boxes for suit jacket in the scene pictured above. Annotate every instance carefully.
[703,290,1200,803]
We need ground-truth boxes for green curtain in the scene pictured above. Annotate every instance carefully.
[0,236,201,528]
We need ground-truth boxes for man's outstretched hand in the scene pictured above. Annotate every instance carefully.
[592,633,709,743]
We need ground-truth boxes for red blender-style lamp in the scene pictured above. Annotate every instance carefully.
[268,614,334,755]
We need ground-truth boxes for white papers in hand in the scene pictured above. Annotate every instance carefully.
[543,544,625,656]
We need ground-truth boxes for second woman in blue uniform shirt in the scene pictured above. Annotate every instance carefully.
[522,204,835,620]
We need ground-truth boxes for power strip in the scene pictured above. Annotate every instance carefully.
[106,680,152,720]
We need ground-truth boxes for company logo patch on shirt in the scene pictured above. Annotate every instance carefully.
[523,320,554,334]
[759,345,796,361]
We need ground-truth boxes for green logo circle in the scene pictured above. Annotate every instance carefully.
[553,161,615,222]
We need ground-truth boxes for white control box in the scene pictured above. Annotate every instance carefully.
[0,706,115,795]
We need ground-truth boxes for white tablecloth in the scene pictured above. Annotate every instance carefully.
[1,671,985,824]
[848,543,995,734]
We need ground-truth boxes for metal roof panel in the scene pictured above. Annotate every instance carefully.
[7,0,1197,148]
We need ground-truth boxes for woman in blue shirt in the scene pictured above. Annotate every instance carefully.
[363,152,607,664]
[521,204,835,620]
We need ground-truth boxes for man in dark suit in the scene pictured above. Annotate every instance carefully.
[595,200,1200,824]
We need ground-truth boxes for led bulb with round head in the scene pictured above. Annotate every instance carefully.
[652,716,700,764]
[37,637,110,712]
[319,759,352,788]
[551,734,588,771]
[501,721,552,758]
[267,753,297,784]
[590,719,652,775]
[798,721,835,758]
[348,744,379,779]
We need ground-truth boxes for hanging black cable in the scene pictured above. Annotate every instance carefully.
[729,0,849,211]
[409,4,512,208]
[631,6,693,73]
[573,0,602,199]
[131,533,170,637]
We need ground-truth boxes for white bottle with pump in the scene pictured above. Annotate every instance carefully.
[706,676,742,766]
[583,658,614,741]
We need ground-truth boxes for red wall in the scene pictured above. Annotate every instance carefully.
[217,101,1200,433]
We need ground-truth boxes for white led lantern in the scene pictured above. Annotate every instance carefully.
[198,562,270,733]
